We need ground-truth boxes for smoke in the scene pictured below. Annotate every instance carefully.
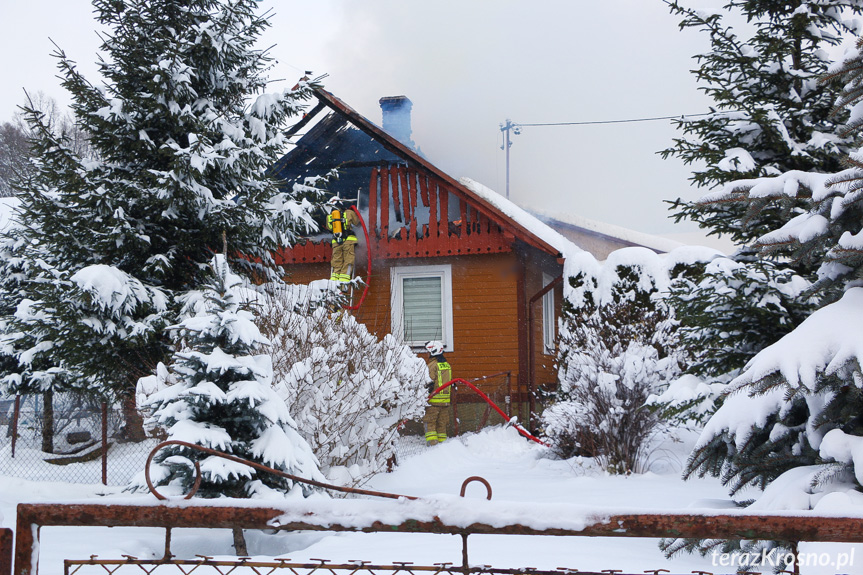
[4,0,726,237]
[276,1,728,236]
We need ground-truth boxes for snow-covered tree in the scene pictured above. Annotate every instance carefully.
[662,0,863,246]
[257,282,428,486]
[658,0,863,426]
[659,258,816,424]
[0,123,29,198]
[664,37,863,562]
[545,248,712,473]
[669,259,814,380]
[142,256,322,499]
[0,0,318,438]
[0,93,92,197]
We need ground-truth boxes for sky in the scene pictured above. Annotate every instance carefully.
[0,1,738,245]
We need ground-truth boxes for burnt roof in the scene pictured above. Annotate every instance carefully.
[273,86,562,257]
[271,109,403,201]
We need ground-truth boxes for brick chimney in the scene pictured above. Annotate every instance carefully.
[379,96,415,149]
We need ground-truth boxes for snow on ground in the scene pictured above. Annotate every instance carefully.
[1,426,861,574]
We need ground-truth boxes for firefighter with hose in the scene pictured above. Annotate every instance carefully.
[423,340,452,446]
[326,196,360,286]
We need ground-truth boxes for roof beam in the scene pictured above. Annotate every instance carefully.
[285,101,327,139]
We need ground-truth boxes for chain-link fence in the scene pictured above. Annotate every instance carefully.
[1,374,537,487]
[452,372,524,435]
[0,392,434,488]
[0,393,160,486]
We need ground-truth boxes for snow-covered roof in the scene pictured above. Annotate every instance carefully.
[528,207,685,254]
[458,177,582,259]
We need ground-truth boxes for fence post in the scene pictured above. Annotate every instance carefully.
[101,402,108,486]
[10,395,20,458]
[505,373,512,418]
[0,527,11,575]
[41,390,54,454]
[452,383,459,437]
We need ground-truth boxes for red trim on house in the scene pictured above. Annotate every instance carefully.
[309,87,561,258]
[276,168,514,264]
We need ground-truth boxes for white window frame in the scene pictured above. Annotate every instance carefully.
[542,273,556,353]
[391,264,454,352]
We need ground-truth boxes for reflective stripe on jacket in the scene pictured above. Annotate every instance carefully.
[429,360,452,404]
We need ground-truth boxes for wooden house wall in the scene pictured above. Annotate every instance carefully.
[522,247,563,392]
[279,248,562,403]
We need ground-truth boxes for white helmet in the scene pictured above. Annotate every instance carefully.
[326,195,344,207]
[425,341,444,356]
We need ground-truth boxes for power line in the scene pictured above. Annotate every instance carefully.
[513,112,711,127]
[499,112,711,199]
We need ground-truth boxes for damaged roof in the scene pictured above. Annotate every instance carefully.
[274,86,563,257]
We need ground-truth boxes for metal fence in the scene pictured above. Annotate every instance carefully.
[0,374,533,488]
[13,499,863,575]
[64,559,628,575]
[0,393,433,488]
[393,372,532,462]
[0,393,160,486]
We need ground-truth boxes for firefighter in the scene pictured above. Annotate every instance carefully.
[326,196,360,284]
[423,340,452,446]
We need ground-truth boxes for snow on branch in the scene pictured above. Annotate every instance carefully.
[729,287,863,392]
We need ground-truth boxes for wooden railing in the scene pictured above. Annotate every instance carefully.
[276,166,513,265]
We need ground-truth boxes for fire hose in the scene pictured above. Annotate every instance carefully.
[343,205,371,311]
[425,378,547,446]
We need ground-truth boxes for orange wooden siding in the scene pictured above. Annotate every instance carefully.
[450,253,520,382]
[277,247,561,400]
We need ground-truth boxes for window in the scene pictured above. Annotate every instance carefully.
[391,264,454,351]
[542,273,556,353]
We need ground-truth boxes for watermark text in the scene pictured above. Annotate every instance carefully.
[711,548,856,570]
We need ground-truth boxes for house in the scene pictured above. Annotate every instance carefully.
[528,209,684,260]
[271,87,667,429]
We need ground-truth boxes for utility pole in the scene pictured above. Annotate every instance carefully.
[499,119,520,199]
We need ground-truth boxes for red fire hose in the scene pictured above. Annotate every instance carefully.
[343,205,371,311]
[428,378,547,446]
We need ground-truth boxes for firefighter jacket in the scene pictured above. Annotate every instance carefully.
[428,356,452,405]
[327,208,359,244]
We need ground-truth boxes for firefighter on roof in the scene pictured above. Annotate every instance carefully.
[423,340,452,446]
[326,196,360,284]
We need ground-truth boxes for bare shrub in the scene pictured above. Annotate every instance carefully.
[256,282,428,487]
[545,263,687,474]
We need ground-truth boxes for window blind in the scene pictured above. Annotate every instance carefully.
[402,276,443,343]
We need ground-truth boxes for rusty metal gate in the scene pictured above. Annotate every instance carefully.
[14,498,863,575]
[62,560,673,575]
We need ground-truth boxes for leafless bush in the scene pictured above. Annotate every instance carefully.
[255,282,428,487]
[546,282,683,474]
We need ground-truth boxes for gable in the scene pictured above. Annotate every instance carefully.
[275,87,563,260]
[271,111,401,203]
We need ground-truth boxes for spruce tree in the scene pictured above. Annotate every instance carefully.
[664,36,863,563]
[0,0,318,436]
[662,0,863,246]
[666,258,815,386]
[143,256,322,498]
[661,0,863,419]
